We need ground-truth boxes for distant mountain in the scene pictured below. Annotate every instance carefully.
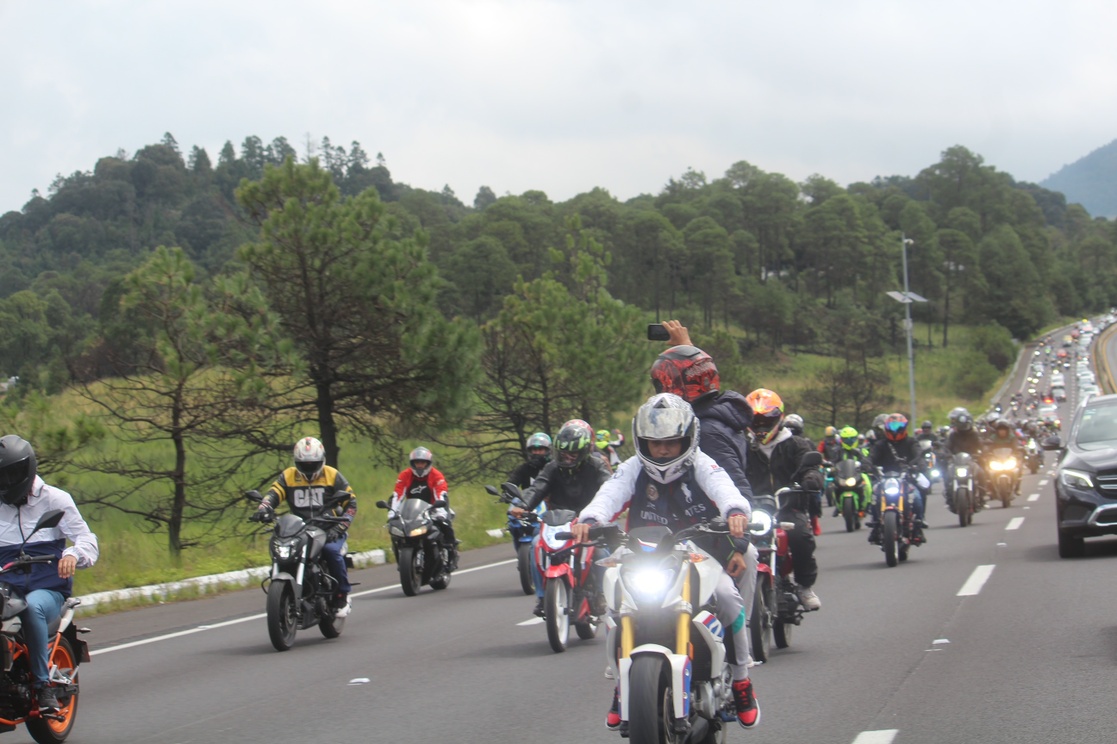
[1040,139,1117,218]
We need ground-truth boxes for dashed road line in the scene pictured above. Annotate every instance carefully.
[1038,479,1049,486]
[852,731,899,744]
[1027,493,1040,502]
[958,564,995,596]
[1006,517,1025,530]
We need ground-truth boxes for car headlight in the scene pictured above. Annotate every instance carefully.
[1059,469,1095,490]
[408,525,430,537]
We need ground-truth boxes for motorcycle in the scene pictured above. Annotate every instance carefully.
[533,506,600,653]
[832,458,866,533]
[919,439,941,482]
[947,452,982,527]
[375,497,457,597]
[870,468,926,567]
[748,450,822,662]
[590,520,738,744]
[987,447,1019,508]
[246,490,352,651]
[484,483,542,596]
[0,510,89,744]
[1024,438,1043,474]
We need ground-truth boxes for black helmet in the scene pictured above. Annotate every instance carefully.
[0,435,37,507]
[955,413,974,432]
[921,420,933,431]
[554,419,594,470]
[994,418,1012,435]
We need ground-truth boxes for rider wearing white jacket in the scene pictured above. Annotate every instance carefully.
[573,394,759,730]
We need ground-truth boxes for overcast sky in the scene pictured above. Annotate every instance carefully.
[3,0,1116,213]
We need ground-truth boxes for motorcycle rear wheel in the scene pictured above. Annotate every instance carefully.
[748,580,773,663]
[266,581,298,652]
[544,578,571,653]
[26,636,78,744]
[627,655,670,744]
[516,542,534,595]
[399,546,422,596]
[882,512,899,567]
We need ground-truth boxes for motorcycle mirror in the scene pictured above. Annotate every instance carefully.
[1040,435,1062,451]
[484,485,499,496]
[501,482,524,500]
[32,509,64,533]
[244,490,263,503]
[431,499,449,509]
[375,500,390,509]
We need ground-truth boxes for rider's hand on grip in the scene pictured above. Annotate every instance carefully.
[249,505,273,523]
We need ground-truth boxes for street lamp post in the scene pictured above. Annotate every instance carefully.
[886,234,926,426]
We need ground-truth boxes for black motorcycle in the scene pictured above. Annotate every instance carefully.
[245,491,351,651]
[376,498,457,596]
[946,452,982,527]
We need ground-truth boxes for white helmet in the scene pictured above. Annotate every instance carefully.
[633,393,699,484]
[409,446,434,477]
[293,437,325,481]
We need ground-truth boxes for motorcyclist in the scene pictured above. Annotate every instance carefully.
[0,435,99,713]
[944,411,986,509]
[831,425,873,516]
[867,414,930,541]
[817,426,843,464]
[595,428,625,470]
[507,432,552,489]
[986,418,1025,496]
[915,420,938,445]
[255,436,357,617]
[509,419,613,617]
[649,333,760,632]
[571,393,760,730]
[743,388,824,611]
[784,413,806,439]
[389,446,458,570]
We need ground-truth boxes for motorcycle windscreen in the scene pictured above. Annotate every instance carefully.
[274,513,306,538]
[399,498,432,521]
[540,509,576,527]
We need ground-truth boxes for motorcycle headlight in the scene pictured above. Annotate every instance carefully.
[1059,468,1094,490]
[842,477,859,487]
[408,525,430,537]
[884,479,901,496]
[625,567,674,602]
[389,526,404,537]
[272,539,299,561]
[749,511,774,537]
[955,467,969,478]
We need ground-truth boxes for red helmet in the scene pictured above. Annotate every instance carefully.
[650,345,720,403]
[744,388,784,445]
[883,413,909,442]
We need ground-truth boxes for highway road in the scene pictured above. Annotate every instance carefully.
[8,342,1117,744]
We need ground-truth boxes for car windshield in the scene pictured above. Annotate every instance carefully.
[1074,405,1117,448]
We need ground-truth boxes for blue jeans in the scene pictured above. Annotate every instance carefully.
[323,538,350,594]
[22,589,64,688]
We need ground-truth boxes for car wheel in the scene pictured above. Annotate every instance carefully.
[1057,529,1085,559]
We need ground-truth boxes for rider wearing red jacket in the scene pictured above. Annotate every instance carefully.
[389,447,457,566]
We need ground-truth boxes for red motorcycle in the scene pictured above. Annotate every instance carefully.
[534,508,601,653]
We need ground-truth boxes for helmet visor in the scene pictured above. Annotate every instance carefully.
[635,405,693,440]
[295,460,322,479]
[0,459,29,488]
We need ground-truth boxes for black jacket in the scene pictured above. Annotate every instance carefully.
[521,456,613,513]
[691,390,754,502]
[869,437,927,476]
[746,431,825,515]
[507,459,545,490]
[946,428,984,457]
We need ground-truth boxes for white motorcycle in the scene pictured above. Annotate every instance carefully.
[590,521,738,744]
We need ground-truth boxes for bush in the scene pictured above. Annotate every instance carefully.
[969,323,1016,371]
[952,350,1000,398]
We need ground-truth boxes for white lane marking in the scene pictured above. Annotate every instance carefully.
[932,638,950,644]
[1038,479,1049,486]
[92,557,518,656]
[958,564,995,596]
[1006,517,1025,531]
[1027,493,1040,502]
[517,617,545,626]
[852,731,899,744]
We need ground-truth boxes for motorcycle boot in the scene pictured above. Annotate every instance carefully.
[606,686,621,730]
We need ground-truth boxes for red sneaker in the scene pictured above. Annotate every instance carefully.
[606,687,621,730]
[732,678,760,729]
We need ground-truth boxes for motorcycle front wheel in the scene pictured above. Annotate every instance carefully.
[628,655,670,744]
[544,578,571,653]
[266,580,298,651]
[841,496,856,532]
[516,542,534,595]
[882,511,899,567]
[399,546,422,596]
[955,487,972,527]
[26,636,78,744]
